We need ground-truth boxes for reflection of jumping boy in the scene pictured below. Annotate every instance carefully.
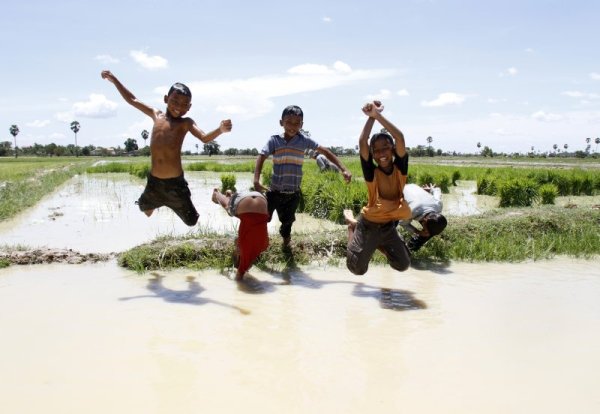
[101,70,232,226]
[253,105,351,247]
[212,189,270,281]
[344,101,412,275]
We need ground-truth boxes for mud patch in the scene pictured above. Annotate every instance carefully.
[0,248,114,265]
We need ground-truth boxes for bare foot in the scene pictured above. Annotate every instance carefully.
[211,188,220,204]
[343,209,357,230]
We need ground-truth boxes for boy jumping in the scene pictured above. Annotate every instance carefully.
[101,70,232,226]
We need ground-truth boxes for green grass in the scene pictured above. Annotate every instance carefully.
[0,157,92,221]
[117,205,600,272]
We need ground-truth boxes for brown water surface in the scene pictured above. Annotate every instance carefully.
[1,259,599,413]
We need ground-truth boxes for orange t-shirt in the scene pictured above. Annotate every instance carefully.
[360,153,411,223]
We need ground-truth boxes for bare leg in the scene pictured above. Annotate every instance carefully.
[212,188,231,211]
[343,209,357,242]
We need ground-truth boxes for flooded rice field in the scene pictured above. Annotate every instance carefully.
[1,173,599,413]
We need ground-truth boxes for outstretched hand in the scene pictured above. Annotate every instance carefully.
[220,119,233,133]
[362,100,384,117]
[422,183,436,193]
[342,169,352,183]
[101,70,116,83]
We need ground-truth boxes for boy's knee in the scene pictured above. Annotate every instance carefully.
[183,212,199,226]
[346,252,368,275]
[390,259,410,272]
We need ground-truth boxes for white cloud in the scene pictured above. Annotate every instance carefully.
[499,67,518,77]
[397,89,409,96]
[531,110,563,122]
[589,72,600,80]
[525,48,535,53]
[55,94,118,121]
[562,90,599,99]
[94,54,119,64]
[421,92,466,107]
[26,119,51,128]
[322,16,332,23]
[182,61,394,120]
[130,50,168,70]
[366,89,392,100]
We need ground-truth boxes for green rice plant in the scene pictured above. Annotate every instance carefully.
[435,173,451,193]
[186,161,256,173]
[498,179,539,207]
[538,183,559,204]
[220,173,237,193]
[451,170,461,186]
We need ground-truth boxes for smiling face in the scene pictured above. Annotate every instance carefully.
[370,136,394,170]
[280,114,303,139]
[164,92,192,118]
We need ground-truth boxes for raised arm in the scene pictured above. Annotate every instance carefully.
[253,154,269,193]
[101,70,156,119]
[363,101,406,157]
[189,119,232,143]
[316,146,352,183]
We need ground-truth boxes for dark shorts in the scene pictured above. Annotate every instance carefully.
[346,216,410,275]
[136,174,199,226]
[266,190,301,238]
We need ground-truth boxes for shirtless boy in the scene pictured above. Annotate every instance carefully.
[101,70,232,225]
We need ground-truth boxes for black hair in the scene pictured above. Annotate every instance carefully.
[282,105,303,119]
[369,132,394,152]
[168,82,192,98]
[423,213,447,236]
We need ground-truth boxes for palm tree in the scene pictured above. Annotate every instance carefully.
[426,136,433,149]
[595,137,600,153]
[141,129,149,146]
[70,121,81,157]
[9,124,19,158]
[553,144,558,153]
[563,143,568,150]
[195,143,199,155]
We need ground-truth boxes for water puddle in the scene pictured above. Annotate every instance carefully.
[0,259,598,413]
[0,172,341,253]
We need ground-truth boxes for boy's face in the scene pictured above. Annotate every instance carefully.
[280,115,303,138]
[371,138,394,169]
[164,92,192,118]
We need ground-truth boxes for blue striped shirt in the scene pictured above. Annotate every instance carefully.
[261,133,319,192]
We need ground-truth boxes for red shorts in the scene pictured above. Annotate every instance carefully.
[237,212,269,275]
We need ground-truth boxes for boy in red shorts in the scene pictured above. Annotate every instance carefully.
[212,188,270,280]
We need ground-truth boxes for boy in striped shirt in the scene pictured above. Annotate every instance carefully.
[253,105,351,247]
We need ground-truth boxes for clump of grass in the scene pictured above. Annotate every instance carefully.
[498,179,538,207]
[0,258,9,269]
[220,174,236,193]
[539,183,559,204]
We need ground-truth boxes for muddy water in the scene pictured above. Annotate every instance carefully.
[0,173,341,253]
[0,259,599,413]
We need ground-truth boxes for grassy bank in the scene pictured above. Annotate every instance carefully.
[0,157,92,221]
[118,205,600,273]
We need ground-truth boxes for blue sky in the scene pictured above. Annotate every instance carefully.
[2,0,600,154]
